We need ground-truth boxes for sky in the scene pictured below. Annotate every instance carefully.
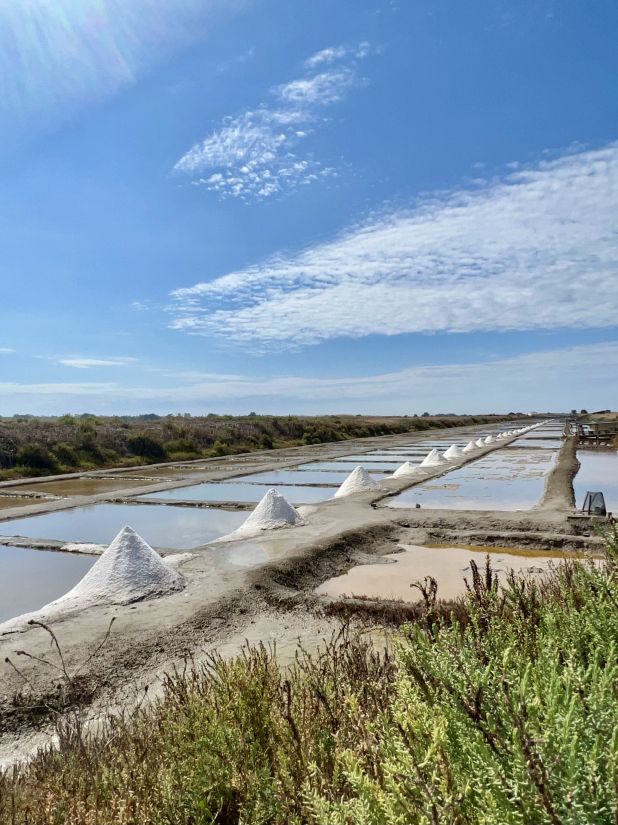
[0,0,617,416]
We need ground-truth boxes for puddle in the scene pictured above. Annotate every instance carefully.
[574,450,618,513]
[138,482,335,504]
[228,470,378,486]
[0,496,37,510]
[386,448,556,511]
[0,503,247,549]
[0,545,96,624]
[9,478,151,497]
[317,543,582,602]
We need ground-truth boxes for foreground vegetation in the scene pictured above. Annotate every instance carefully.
[2,527,617,824]
[0,412,515,480]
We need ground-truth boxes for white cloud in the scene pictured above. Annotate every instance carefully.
[0,342,616,414]
[169,142,618,345]
[58,357,138,369]
[173,42,371,200]
[0,348,14,354]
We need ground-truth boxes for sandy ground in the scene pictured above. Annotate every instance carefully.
[0,422,598,766]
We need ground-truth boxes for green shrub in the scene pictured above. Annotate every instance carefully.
[126,434,167,461]
[15,443,58,472]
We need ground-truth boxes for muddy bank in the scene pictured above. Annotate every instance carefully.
[537,436,580,510]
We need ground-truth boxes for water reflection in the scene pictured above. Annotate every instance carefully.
[574,451,618,512]
[317,543,584,602]
[0,545,95,623]
[386,449,556,511]
[0,503,247,549]
[139,482,335,504]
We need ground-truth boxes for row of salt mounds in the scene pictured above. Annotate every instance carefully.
[443,444,463,459]
[335,466,381,498]
[462,441,477,454]
[236,488,303,533]
[419,448,448,468]
[393,460,421,478]
[0,526,184,632]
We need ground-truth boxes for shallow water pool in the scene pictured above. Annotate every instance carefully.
[385,448,556,511]
[10,478,151,497]
[317,543,580,602]
[0,545,96,624]
[297,461,401,471]
[138,482,335,504]
[574,451,618,513]
[229,469,385,486]
[0,503,247,549]
[0,496,37,510]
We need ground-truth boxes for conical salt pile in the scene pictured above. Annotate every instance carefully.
[462,441,477,453]
[484,435,494,444]
[393,461,420,478]
[475,438,486,448]
[239,488,302,531]
[419,448,448,468]
[64,526,183,605]
[443,444,462,459]
[334,466,381,498]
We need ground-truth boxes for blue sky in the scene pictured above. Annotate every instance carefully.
[0,0,617,415]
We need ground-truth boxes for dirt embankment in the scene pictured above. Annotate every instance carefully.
[538,436,580,511]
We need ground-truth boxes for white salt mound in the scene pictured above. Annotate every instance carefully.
[462,441,477,454]
[393,461,420,478]
[475,438,486,448]
[334,466,381,498]
[239,488,302,531]
[0,526,184,633]
[64,525,183,605]
[484,435,494,444]
[419,448,448,468]
[443,444,462,459]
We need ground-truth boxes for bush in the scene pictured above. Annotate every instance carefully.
[15,443,58,472]
[126,434,167,461]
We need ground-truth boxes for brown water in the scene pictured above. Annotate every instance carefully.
[10,478,150,497]
[0,496,37,510]
[317,543,584,602]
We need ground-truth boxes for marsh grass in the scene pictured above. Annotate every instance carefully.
[2,528,618,824]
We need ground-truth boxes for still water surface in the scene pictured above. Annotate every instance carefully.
[0,545,95,623]
[0,503,247,549]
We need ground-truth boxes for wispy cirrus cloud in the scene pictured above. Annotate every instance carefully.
[58,356,138,369]
[0,348,14,354]
[1,342,616,414]
[169,142,618,346]
[173,42,373,200]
